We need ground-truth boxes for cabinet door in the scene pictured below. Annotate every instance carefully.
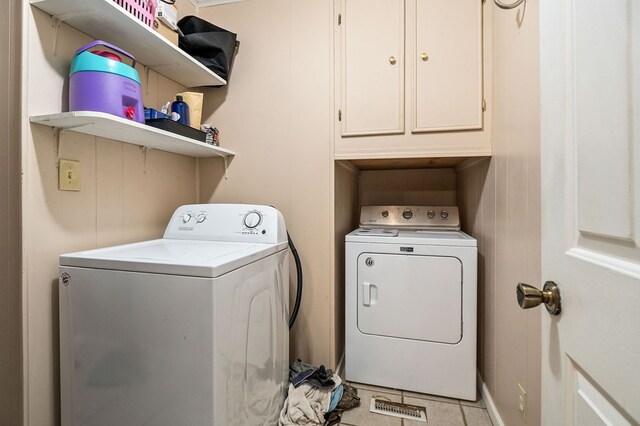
[341,0,405,136]
[413,0,482,132]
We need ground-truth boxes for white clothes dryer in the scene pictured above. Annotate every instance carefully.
[59,204,289,426]
[345,206,477,400]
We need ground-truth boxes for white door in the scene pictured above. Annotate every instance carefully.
[539,0,640,424]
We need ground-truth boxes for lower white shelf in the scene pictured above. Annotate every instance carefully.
[30,111,235,158]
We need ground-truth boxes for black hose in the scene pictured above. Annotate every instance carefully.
[288,232,303,329]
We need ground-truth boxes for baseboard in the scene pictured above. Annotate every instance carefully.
[336,351,345,378]
[477,371,505,426]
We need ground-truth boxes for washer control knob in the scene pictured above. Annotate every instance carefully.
[196,213,207,223]
[243,211,262,229]
[402,209,413,220]
[381,210,389,218]
[427,210,436,219]
[182,213,192,223]
[440,210,449,219]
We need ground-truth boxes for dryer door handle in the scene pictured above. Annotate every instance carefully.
[362,282,378,306]
[363,281,371,306]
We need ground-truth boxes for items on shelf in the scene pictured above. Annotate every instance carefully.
[112,0,156,28]
[201,124,219,146]
[153,19,178,45]
[144,107,170,120]
[145,118,207,143]
[177,16,239,81]
[176,92,203,128]
[69,40,144,123]
[171,95,190,126]
[153,0,178,45]
[156,1,178,29]
[145,95,212,145]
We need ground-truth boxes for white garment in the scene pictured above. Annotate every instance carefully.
[278,374,342,425]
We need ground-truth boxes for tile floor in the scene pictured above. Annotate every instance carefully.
[338,382,493,426]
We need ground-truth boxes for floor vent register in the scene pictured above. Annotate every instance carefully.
[369,397,427,422]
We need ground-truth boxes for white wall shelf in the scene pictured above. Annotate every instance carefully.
[30,0,226,87]
[31,112,235,158]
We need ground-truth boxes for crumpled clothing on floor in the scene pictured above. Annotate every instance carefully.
[280,358,362,426]
[289,359,336,389]
[278,374,342,425]
[336,383,360,410]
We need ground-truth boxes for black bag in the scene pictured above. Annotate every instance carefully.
[177,16,239,82]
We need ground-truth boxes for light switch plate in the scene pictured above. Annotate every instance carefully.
[59,159,81,191]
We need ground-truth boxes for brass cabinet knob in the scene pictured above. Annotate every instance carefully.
[389,56,397,65]
[420,52,429,61]
[516,281,562,315]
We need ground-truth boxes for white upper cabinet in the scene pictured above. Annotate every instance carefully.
[335,0,488,160]
[412,0,482,132]
[342,0,405,136]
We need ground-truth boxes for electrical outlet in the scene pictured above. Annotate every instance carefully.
[518,383,528,422]
[59,159,81,191]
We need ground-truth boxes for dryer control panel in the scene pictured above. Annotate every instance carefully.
[164,204,288,243]
[360,205,460,230]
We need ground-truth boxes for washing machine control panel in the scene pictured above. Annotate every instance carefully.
[164,204,288,244]
[360,205,460,230]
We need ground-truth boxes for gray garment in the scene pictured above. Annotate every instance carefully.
[290,359,335,389]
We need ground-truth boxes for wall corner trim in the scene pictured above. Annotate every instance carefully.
[477,371,505,426]
[335,351,345,378]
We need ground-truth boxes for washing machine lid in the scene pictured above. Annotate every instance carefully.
[346,229,477,247]
[60,239,288,278]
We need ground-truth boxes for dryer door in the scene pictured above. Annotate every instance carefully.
[357,253,462,344]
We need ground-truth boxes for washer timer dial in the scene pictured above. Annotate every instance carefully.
[243,211,263,229]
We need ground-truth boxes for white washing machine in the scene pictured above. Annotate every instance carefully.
[59,204,289,426]
[345,205,477,400]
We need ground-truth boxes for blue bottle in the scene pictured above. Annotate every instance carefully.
[171,95,190,126]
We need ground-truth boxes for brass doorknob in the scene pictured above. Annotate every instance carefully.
[389,56,397,65]
[516,281,561,315]
[420,52,429,61]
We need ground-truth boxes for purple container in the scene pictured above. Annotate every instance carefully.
[69,41,145,123]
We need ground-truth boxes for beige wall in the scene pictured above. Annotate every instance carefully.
[22,1,199,424]
[457,2,541,425]
[1,0,23,424]
[197,0,335,367]
[359,168,457,206]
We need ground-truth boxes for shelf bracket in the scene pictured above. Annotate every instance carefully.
[53,127,62,165]
[223,155,229,180]
[50,9,97,56]
[52,123,94,164]
[140,146,150,174]
[50,17,62,56]
[144,65,151,96]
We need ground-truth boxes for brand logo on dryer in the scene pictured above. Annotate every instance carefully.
[400,247,414,252]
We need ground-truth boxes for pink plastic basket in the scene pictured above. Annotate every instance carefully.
[112,0,157,28]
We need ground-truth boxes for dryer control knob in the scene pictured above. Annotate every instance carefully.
[402,209,413,220]
[196,213,207,223]
[182,213,192,223]
[441,210,449,219]
[381,210,389,218]
[243,211,262,229]
[427,210,436,219]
